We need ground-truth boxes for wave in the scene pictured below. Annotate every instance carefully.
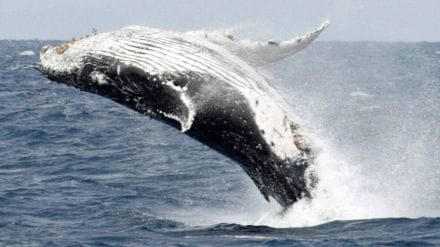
[165,217,440,245]
[19,50,35,56]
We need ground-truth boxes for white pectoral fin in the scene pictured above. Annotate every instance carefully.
[253,20,330,65]
[190,20,329,66]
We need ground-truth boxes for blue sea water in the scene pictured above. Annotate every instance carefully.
[0,40,439,246]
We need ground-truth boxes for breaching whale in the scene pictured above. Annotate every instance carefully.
[37,21,328,208]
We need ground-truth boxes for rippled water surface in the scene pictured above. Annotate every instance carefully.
[0,40,439,246]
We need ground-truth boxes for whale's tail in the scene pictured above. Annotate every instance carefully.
[188,20,330,66]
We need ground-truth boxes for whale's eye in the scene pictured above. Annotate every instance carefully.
[41,45,50,54]
[56,43,70,54]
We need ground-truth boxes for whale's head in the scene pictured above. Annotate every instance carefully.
[37,33,107,87]
[38,42,81,84]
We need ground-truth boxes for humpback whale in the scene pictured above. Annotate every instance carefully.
[37,21,328,208]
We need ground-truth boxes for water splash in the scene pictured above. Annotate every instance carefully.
[247,41,440,228]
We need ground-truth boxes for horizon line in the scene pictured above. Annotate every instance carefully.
[1,39,439,43]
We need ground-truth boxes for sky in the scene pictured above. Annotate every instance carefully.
[1,0,440,41]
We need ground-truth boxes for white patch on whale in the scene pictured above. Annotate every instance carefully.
[89,71,109,85]
[187,20,329,66]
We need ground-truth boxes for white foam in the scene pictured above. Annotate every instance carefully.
[350,91,372,98]
[19,50,35,56]
[248,135,391,228]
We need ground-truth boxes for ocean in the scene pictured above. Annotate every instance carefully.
[0,40,439,246]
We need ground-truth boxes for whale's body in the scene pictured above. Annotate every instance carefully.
[37,23,327,207]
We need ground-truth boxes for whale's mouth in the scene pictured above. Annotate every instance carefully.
[36,40,85,83]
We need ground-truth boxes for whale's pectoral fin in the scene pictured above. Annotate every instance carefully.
[188,20,329,66]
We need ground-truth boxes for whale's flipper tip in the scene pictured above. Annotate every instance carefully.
[314,20,330,36]
[321,20,331,29]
